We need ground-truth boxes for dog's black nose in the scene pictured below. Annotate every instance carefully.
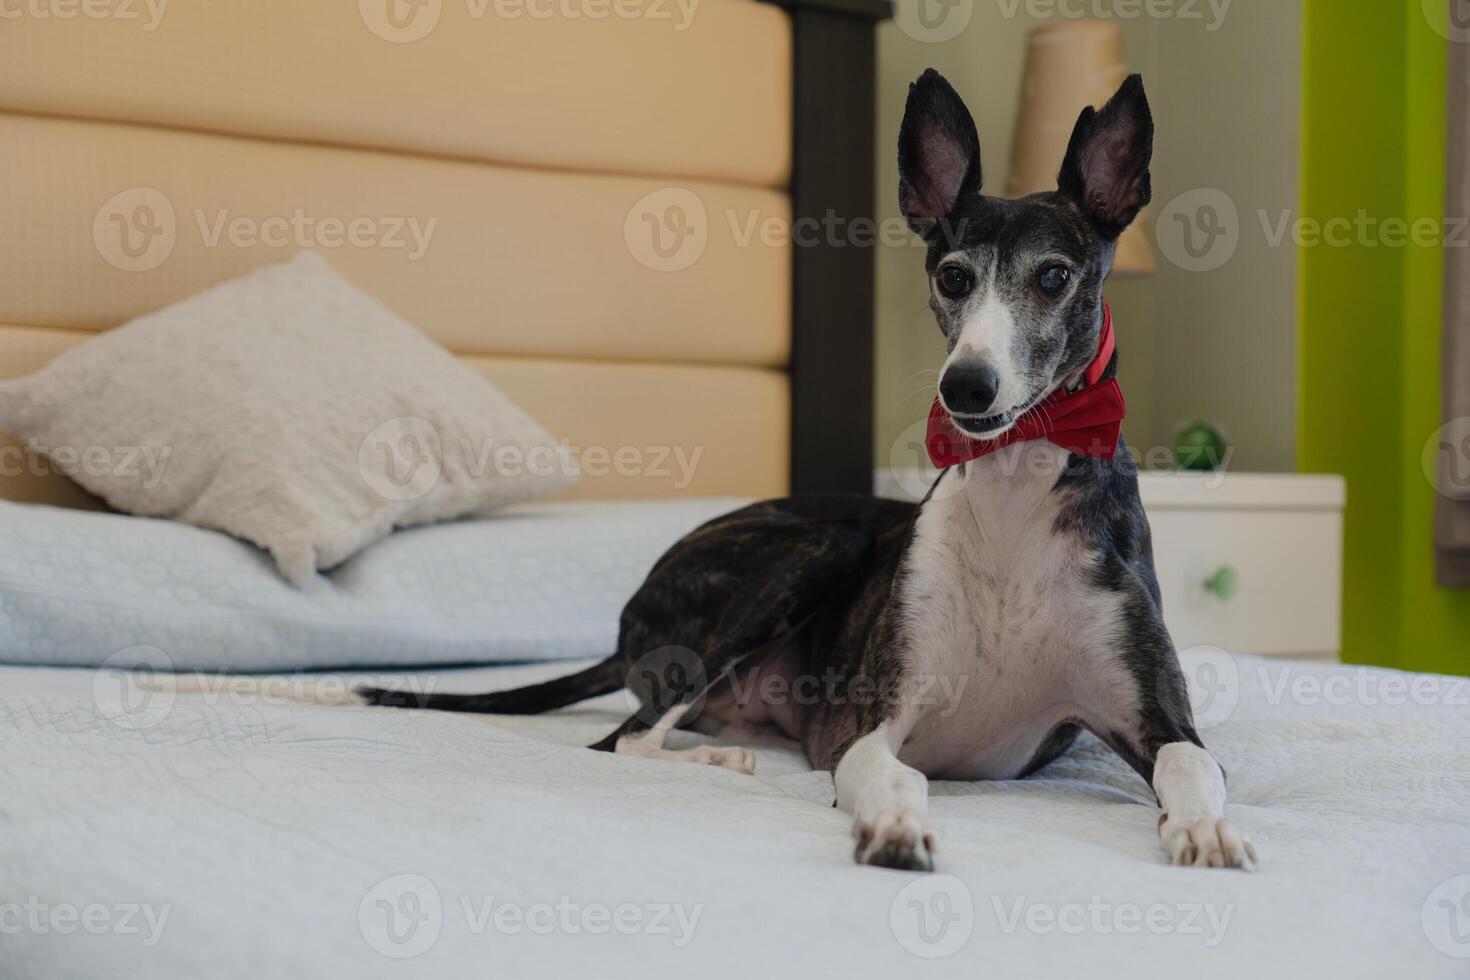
[940,362,1001,416]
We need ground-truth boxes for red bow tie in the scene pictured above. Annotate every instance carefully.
[925,303,1126,468]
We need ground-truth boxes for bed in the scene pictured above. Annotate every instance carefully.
[1,652,1467,977]
[2,2,1469,978]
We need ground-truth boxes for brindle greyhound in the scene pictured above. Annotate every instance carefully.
[362,70,1257,874]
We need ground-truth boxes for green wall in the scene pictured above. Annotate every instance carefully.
[1300,0,1470,674]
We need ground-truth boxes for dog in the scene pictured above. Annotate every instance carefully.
[361,69,1257,874]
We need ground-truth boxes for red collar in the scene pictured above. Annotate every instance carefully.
[925,303,1126,468]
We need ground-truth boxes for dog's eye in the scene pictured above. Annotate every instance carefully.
[1038,265,1072,295]
[936,266,972,298]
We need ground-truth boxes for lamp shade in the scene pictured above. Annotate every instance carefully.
[1006,20,1156,276]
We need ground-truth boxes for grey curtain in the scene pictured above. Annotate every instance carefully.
[1440,24,1470,586]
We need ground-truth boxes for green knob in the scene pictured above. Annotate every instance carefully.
[1173,421,1229,472]
[1205,566,1240,601]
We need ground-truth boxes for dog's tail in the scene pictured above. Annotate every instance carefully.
[356,653,625,715]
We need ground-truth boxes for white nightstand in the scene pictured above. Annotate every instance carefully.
[874,469,1347,662]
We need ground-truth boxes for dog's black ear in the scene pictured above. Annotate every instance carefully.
[898,69,981,235]
[1057,74,1153,237]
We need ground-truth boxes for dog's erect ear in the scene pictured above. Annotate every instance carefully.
[898,69,981,235]
[1057,74,1154,237]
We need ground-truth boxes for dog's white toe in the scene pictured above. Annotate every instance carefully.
[1161,815,1258,870]
[692,745,756,774]
[853,809,934,872]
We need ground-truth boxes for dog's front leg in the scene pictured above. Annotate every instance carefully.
[1151,741,1257,870]
[835,719,933,872]
[1090,573,1259,870]
[1097,654,1258,868]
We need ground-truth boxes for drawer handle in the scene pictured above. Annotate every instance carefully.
[1204,565,1240,601]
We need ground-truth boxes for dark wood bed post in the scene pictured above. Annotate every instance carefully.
[765,0,892,495]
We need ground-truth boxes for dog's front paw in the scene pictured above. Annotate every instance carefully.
[853,810,934,872]
[1160,815,1258,870]
[691,745,756,774]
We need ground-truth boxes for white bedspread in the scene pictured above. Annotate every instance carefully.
[1,652,1467,979]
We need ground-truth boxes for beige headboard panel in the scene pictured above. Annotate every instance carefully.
[0,0,793,505]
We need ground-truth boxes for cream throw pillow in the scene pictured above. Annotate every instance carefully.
[0,253,576,585]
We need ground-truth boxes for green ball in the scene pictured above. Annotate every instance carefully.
[1206,565,1240,601]
[1174,422,1228,472]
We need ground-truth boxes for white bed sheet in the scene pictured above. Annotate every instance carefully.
[1,652,1467,979]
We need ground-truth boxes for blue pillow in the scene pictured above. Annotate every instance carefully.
[0,497,745,672]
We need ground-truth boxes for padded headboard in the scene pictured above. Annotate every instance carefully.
[0,0,886,508]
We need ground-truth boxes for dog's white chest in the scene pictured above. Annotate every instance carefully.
[894,446,1134,779]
